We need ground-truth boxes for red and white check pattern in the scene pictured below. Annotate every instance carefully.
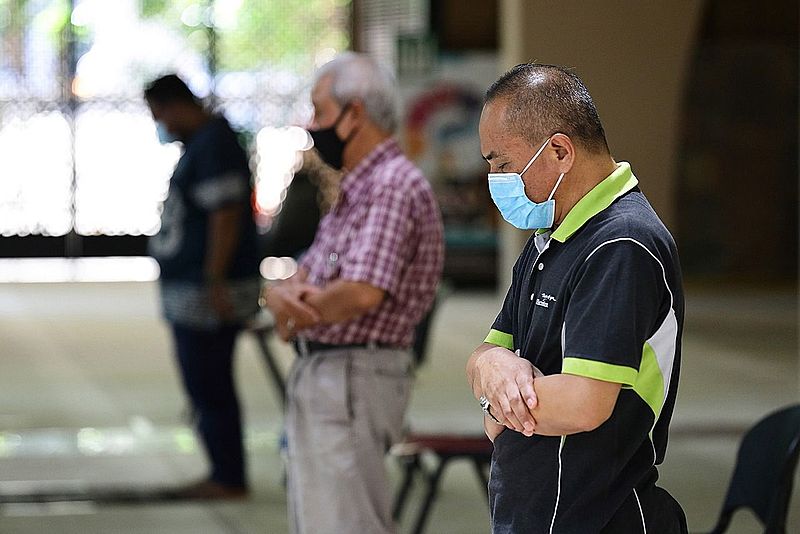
[298,138,444,347]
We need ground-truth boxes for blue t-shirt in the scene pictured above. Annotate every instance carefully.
[149,116,260,328]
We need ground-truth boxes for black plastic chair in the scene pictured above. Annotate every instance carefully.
[703,404,800,534]
[411,282,451,368]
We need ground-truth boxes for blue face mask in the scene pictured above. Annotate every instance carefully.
[488,137,566,230]
[156,121,178,144]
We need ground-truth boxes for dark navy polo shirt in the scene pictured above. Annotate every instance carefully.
[149,116,260,328]
[485,163,685,533]
[149,116,258,283]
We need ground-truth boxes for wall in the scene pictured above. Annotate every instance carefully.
[496,0,705,287]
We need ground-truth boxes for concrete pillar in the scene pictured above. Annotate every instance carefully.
[495,0,705,291]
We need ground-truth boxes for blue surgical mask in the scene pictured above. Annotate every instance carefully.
[156,121,178,144]
[488,137,566,230]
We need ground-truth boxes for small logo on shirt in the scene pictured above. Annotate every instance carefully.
[535,293,557,308]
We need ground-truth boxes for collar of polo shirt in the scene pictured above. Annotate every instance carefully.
[548,161,639,243]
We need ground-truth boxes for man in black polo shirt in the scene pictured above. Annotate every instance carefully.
[466,64,687,533]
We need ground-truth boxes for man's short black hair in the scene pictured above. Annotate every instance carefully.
[144,74,199,106]
[485,63,609,154]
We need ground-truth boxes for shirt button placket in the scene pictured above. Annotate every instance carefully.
[531,262,544,301]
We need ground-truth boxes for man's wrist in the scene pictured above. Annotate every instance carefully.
[470,348,490,381]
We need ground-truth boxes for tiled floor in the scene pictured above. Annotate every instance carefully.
[0,281,797,533]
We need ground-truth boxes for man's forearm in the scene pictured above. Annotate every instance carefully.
[302,280,384,323]
[205,206,242,282]
[468,342,620,437]
[529,374,621,436]
[467,342,496,396]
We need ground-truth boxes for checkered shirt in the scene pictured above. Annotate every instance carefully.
[298,138,444,347]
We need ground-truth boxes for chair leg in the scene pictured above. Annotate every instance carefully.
[252,329,286,407]
[411,458,449,534]
[392,453,420,520]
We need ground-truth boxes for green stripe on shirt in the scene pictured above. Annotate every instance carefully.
[562,348,667,419]
[632,342,666,418]
[562,357,638,387]
[551,162,638,243]
[485,329,514,350]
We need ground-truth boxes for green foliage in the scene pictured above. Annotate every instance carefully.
[137,0,350,72]
[0,0,26,33]
[140,0,198,21]
[215,0,349,71]
[140,0,169,18]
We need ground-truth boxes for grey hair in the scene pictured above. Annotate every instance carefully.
[313,52,398,133]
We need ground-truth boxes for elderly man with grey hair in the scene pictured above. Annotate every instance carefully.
[262,52,444,533]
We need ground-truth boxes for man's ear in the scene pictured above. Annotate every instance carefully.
[347,99,366,122]
[550,133,576,172]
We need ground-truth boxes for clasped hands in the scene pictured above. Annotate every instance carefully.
[262,282,322,341]
[471,345,544,441]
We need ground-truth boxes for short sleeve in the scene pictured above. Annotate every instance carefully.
[485,287,515,350]
[484,249,526,351]
[337,185,413,295]
[561,239,667,386]
[189,128,250,211]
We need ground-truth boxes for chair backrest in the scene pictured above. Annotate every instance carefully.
[710,404,800,534]
[411,283,450,367]
[412,300,436,366]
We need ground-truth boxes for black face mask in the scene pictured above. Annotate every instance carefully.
[308,103,353,170]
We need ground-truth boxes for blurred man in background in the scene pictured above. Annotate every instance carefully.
[262,52,444,533]
[145,74,260,499]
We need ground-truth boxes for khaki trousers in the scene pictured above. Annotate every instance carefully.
[286,346,413,534]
